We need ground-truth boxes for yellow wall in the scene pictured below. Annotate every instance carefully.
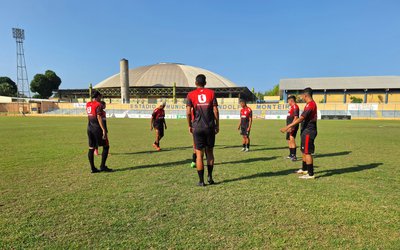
[313,94,325,103]
[367,94,385,103]
[389,93,400,103]
[326,94,343,103]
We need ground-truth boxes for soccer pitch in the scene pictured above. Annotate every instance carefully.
[0,117,399,249]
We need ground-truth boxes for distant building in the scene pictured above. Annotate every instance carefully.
[57,61,256,103]
[280,76,400,103]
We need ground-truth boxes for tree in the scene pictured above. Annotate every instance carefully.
[0,77,18,97]
[265,84,279,96]
[30,70,62,99]
[350,96,363,103]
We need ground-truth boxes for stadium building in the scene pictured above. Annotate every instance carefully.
[57,60,256,103]
[280,76,400,104]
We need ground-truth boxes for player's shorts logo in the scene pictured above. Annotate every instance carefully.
[198,94,207,104]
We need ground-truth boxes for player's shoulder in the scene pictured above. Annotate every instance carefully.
[247,106,252,111]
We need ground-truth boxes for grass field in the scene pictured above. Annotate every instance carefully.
[0,116,399,249]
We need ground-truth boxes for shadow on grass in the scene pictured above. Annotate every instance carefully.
[317,163,382,178]
[217,156,278,165]
[114,159,192,172]
[218,144,262,149]
[249,146,288,152]
[220,168,297,184]
[112,146,193,155]
[314,151,352,158]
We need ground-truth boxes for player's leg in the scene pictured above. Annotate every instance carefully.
[87,129,100,173]
[245,131,250,151]
[299,134,315,179]
[205,128,216,184]
[97,131,112,172]
[286,132,292,159]
[191,140,197,168]
[153,129,161,151]
[241,133,246,152]
[296,133,308,174]
[289,135,297,161]
[194,129,206,186]
[158,127,164,149]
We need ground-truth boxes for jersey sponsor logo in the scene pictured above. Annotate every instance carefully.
[198,94,207,104]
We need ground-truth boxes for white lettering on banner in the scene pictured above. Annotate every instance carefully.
[73,103,86,108]
[348,104,378,111]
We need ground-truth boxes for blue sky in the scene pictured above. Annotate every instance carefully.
[1,0,399,91]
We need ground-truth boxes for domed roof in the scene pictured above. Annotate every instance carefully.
[94,63,238,88]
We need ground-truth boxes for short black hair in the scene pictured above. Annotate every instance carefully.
[239,99,246,104]
[91,90,102,99]
[287,95,296,102]
[100,101,106,105]
[303,87,313,97]
[195,74,206,86]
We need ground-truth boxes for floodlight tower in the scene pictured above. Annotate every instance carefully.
[12,28,31,102]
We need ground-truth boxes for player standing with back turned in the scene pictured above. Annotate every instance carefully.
[281,88,317,179]
[186,74,219,186]
[86,91,113,173]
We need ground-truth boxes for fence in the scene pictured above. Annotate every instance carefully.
[1,102,400,119]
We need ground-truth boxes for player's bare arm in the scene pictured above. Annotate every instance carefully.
[186,106,193,133]
[150,116,154,130]
[248,114,253,132]
[97,114,107,139]
[281,116,304,133]
[214,105,219,134]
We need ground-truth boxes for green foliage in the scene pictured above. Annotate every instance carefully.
[265,84,279,96]
[350,96,363,103]
[30,70,62,99]
[0,117,398,248]
[0,77,18,97]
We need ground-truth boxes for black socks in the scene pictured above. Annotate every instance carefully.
[88,149,96,170]
[302,161,307,171]
[192,153,196,162]
[207,165,213,179]
[289,148,297,157]
[100,146,109,169]
[243,144,246,148]
[197,169,204,183]
[307,164,314,176]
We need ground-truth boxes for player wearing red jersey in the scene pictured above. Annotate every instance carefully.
[94,101,107,156]
[151,102,167,151]
[238,99,252,152]
[286,96,299,161]
[86,91,112,173]
[186,74,219,186]
[281,88,317,179]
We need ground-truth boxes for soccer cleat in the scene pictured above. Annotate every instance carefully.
[207,176,215,185]
[197,182,206,187]
[156,147,161,151]
[91,168,100,173]
[152,143,158,149]
[291,156,297,162]
[245,148,249,152]
[191,162,196,168]
[100,166,114,172]
[286,155,293,159]
[299,174,315,179]
[94,148,99,156]
[295,169,308,174]
[241,148,246,152]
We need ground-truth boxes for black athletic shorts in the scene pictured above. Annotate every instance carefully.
[154,125,164,138]
[240,127,250,137]
[300,131,317,154]
[88,126,108,148]
[286,126,299,140]
[193,127,216,150]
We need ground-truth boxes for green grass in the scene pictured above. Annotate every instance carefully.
[0,117,399,249]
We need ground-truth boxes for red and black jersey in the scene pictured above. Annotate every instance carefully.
[301,100,318,133]
[100,104,107,132]
[86,101,102,128]
[152,108,165,127]
[186,88,218,129]
[286,103,300,125]
[240,106,252,129]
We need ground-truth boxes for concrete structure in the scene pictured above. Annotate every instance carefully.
[280,76,400,103]
[58,62,256,102]
[120,59,130,103]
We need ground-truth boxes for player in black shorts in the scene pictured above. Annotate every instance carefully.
[238,99,252,152]
[151,102,167,151]
[86,91,113,173]
[281,88,317,179]
[186,74,219,186]
[285,96,300,161]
